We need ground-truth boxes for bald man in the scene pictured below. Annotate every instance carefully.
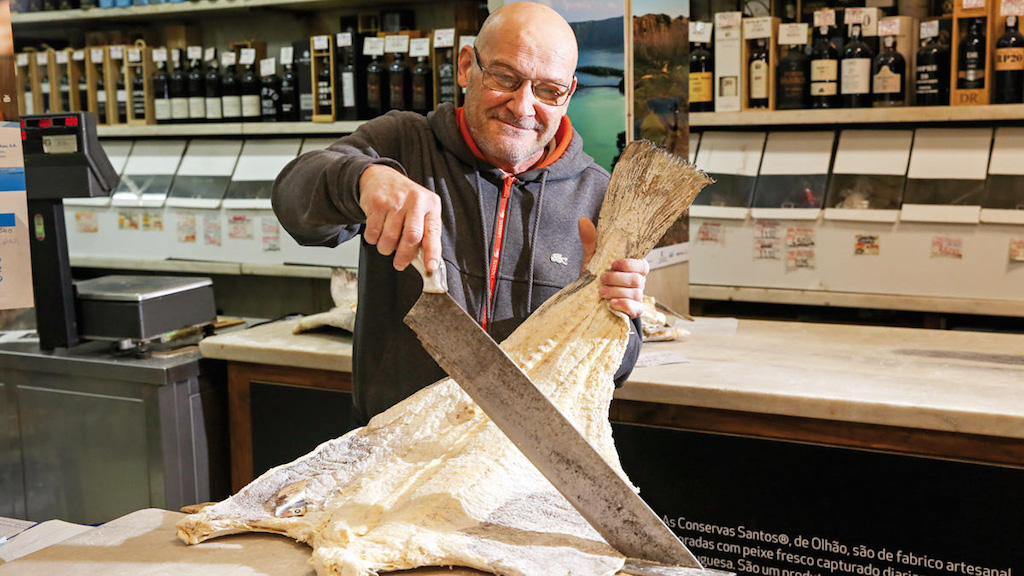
[273,2,648,424]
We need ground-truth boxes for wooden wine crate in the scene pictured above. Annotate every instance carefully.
[14,52,38,117]
[741,17,780,111]
[33,50,54,114]
[104,45,129,125]
[84,46,109,125]
[311,34,337,122]
[950,0,996,106]
[68,49,88,112]
[126,42,155,125]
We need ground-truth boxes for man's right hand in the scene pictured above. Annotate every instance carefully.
[358,164,443,272]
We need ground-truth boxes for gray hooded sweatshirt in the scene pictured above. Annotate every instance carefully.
[273,103,641,423]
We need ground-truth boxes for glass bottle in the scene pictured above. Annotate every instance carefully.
[915,35,950,106]
[260,60,281,122]
[748,39,769,109]
[873,36,906,107]
[152,56,171,123]
[776,44,811,109]
[337,33,359,120]
[240,61,262,122]
[994,15,1024,104]
[366,55,386,116]
[688,42,714,113]
[280,60,301,122]
[131,63,146,120]
[957,17,986,90]
[205,51,223,122]
[95,69,107,123]
[810,25,840,108]
[115,64,128,123]
[40,63,51,113]
[841,24,874,108]
[76,66,89,115]
[438,48,455,104]
[57,64,70,112]
[316,55,333,116]
[388,52,411,110]
[169,49,190,123]
[187,52,206,123]
[411,55,433,114]
[221,53,242,121]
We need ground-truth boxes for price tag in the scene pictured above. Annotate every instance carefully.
[36,52,48,66]
[152,48,167,63]
[239,48,256,65]
[16,53,27,67]
[222,51,237,67]
[363,37,385,57]
[91,48,104,64]
[280,46,294,66]
[336,32,353,48]
[73,49,85,62]
[171,48,181,63]
[56,50,68,64]
[312,35,330,51]
[920,19,940,39]
[409,37,431,57]
[743,17,773,39]
[715,11,742,28]
[127,48,142,63]
[878,18,901,36]
[434,28,455,48]
[110,46,123,60]
[963,0,985,8]
[204,47,216,62]
[845,8,865,24]
[1003,0,1024,15]
[260,57,276,77]
[813,9,836,27]
[689,21,714,43]
[778,22,810,45]
[186,46,201,60]
[458,35,476,52]
[384,35,410,53]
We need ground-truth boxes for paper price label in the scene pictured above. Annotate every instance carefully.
[409,38,431,57]
[56,50,68,64]
[110,46,124,60]
[845,8,866,24]
[920,20,940,39]
[743,17,773,39]
[260,57,276,77]
[384,35,410,53]
[434,28,456,48]
[458,35,476,51]
[963,0,986,8]
[779,23,810,45]
[239,48,256,65]
[91,48,105,64]
[690,21,714,43]
[187,46,202,60]
[171,48,181,63]
[203,47,216,62]
[715,11,742,28]
[127,49,141,63]
[73,49,85,62]
[16,53,28,67]
[813,9,837,27]
[1003,0,1024,15]
[153,48,168,63]
[36,52,48,65]
[222,51,237,66]
[363,37,385,57]
[878,18,901,36]
[280,46,294,65]
[312,35,330,51]
[336,32,353,48]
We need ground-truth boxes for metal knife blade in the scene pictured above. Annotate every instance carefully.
[403,254,705,569]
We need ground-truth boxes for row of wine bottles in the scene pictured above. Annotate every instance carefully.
[689,15,1024,111]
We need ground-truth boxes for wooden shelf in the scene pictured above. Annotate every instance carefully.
[691,104,1024,128]
[97,120,364,138]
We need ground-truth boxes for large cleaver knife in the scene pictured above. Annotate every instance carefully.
[405,254,725,576]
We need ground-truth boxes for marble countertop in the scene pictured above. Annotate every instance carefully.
[199,318,1024,440]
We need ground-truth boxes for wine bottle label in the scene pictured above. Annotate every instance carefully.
[916,64,940,94]
[41,82,50,95]
[24,92,34,115]
[155,98,172,120]
[222,95,242,117]
[171,97,190,119]
[367,78,382,109]
[317,81,333,109]
[133,93,146,118]
[413,80,428,110]
[341,72,356,107]
[97,89,107,103]
[959,68,985,82]
[688,71,713,103]
[206,98,223,120]
[995,47,1024,71]
[117,89,127,103]
[242,94,261,117]
[873,65,902,94]
[189,96,207,119]
[841,59,871,94]
[750,61,769,99]
[390,84,406,109]
[811,60,838,81]
[300,93,314,112]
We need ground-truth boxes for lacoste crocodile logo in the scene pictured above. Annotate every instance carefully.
[550,253,569,266]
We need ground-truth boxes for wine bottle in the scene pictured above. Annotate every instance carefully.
[40,64,51,113]
[336,32,359,121]
[841,24,873,108]
[152,49,172,124]
[994,15,1024,104]
[260,58,281,122]
[957,17,986,90]
[240,50,262,122]
[873,36,906,107]
[366,55,386,116]
[77,65,89,115]
[131,62,146,120]
[388,52,411,110]
[23,66,35,116]
[280,47,301,122]
[438,48,455,104]
[776,45,810,110]
[187,48,206,123]
[221,52,242,121]
[169,49,190,123]
[810,26,840,108]
[205,48,223,122]
[115,64,128,123]
[748,39,769,109]
[688,42,714,112]
[58,64,70,112]
[915,35,950,106]
[411,55,432,114]
[95,71,107,124]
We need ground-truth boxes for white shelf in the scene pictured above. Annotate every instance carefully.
[97,120,364,138]
[691,104,1024,128]
[70,256,343,279]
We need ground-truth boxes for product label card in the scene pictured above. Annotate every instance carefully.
[458,35,476,52]
[855,234,880,255]
[754,238,780,260]
[1003,0,1024,15]
[384,35,410,54]
[363,37,386,57]
[786,227,816,248]
[222,51,237,67]
[1010,238,1024,261]
[786,248,816,270]
[187,46,202,60]
[779,23,810,45]
[56,51,68,64]
[410,38,431,58]
[36,52,48,66]
[203,214,221,246]
[110,46,123,60]
[177,212,197,243]
[931,236,964,259]
[229,214,254,240]
[743,17,774,39]
[280,46,294,65]
[336,32,353,48]
[434,29,456,48]
[715,11,742,28]
[239,48,256,66]
[755,219,781,240]
[845,8,866,24]
[312,35,330,51]
[920,20,940,39]
[16,53,27,67]
[260,58,276,78]
[813,9,837,27]
[153,48,168,63]
[91,48,104,64]
[73,50,85,62]
[962,0,985,9]
[262,217,280,252]
[878,18,901,36]
[142,211,163,231]
[127,49,141,63]
[75,211,98,233]
[118,210,141,231]
[697,222,724,243]
[690,21,714,43]
[204,47,216,62]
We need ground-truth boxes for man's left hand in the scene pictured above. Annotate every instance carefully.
[578,218,649,319]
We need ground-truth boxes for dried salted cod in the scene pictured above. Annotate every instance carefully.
[176,141,712,576]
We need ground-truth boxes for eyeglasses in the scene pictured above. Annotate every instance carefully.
[473,46,574,106]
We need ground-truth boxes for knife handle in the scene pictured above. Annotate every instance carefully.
[411,248,448,294]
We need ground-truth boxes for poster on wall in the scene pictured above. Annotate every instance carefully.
[0,0,34,311]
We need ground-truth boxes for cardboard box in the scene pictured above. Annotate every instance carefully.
[714,11,743,112]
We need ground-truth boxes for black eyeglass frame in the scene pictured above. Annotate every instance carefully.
[472,45,576,106]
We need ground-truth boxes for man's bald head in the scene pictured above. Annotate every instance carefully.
[475,2,579,73]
